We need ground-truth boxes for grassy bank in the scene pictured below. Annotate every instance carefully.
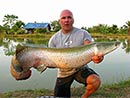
[1,33,53,40]
[1,79,130,98]
[0,33,130,39]
[91,33,130,39]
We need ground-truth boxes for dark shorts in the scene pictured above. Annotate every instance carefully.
[54,67,98,97]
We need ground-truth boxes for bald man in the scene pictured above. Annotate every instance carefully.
[48,9,103,98]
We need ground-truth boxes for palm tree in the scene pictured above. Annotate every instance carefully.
[3,14,18,29]
[125,21,130,35]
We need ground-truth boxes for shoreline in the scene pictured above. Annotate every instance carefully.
[0,33,130,39]
[1,78,130,98]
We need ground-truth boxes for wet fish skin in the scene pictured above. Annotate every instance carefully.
[14,41,120,72]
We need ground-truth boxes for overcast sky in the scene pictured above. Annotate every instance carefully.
[0,0,130,28]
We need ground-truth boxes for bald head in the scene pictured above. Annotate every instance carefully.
[59,9,74,34]
[60,9,73,18]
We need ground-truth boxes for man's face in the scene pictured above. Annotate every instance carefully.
[59,10,74,32]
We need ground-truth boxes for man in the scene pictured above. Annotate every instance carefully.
[48,9,103,98]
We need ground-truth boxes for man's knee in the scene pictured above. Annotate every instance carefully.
[86,74,101,90]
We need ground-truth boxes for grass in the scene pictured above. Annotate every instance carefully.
[91,33,130,39]
[0,33,130,39]
[0,79,130,98]
[90,79,130,98]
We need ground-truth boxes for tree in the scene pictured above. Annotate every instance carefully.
[108,24,119,34]
[125,21,130,35]
[0,25,5,34]
[50,20,61,32]
[3,14,18,29]
[87,24,109,34]
[2,15,25,34]
[12,21,25,34]
[119,25,127,34]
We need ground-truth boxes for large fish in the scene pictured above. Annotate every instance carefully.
[12,41,120,73]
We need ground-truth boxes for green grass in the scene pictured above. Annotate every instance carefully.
[90,79,130,98]
[1,79,130,98]
[0,33,129,39]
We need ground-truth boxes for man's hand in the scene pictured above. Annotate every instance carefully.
[91,53,104,64]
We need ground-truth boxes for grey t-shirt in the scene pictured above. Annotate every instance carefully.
[48,27,92,48]
[48,27,92,77]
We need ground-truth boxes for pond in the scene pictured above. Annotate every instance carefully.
[0,37,130,93]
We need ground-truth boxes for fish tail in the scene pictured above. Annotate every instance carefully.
[11,55,23,72]
[10,55,32,80]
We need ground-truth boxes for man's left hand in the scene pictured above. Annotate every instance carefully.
[91,53,104,64]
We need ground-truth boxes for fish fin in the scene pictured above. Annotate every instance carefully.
[36,64,47,73]
[40,67,47,73]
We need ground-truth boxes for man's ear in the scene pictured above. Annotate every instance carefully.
[58,19,60,25]
[72,18,74,24]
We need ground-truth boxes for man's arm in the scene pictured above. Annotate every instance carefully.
[83,40,91,45]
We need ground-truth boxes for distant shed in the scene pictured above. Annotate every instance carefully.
[24,22,51,33]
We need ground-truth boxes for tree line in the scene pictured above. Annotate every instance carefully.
[0,14,130,35]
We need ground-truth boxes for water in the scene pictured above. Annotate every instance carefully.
[0,37,130,93]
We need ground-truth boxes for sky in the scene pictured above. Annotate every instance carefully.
[0,0,130,28]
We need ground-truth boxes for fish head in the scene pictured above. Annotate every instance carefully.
[94,41,121,55]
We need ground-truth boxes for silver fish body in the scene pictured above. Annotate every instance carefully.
[15,41,120,72]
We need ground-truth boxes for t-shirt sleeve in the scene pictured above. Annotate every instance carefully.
[48,35,56,48]
[83,30,92,42]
